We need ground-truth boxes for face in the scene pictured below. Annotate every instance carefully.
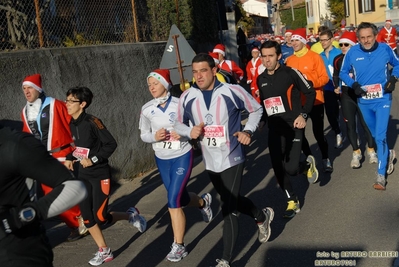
[251,50,260,59]
[147,76,168,99]
[291,39,305,52]
[385,22,391,29]
[23,85,40,103]
[261,47,281,73]
[357,27,376,50]
[192,61,216,90]
[65,95,84,119]
[217,53,224,62]
[339,43,352,54]
[320,34,332,50]
[285,34,292,44]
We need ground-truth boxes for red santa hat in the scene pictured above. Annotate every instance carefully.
[339,31,357,46]
[251,47,260,53]
[213,44,225,56]
[147,69,172,90]
[275,36,282,41]
[285,29,293,36]
[22,74,43,93]
[208,52,220,64]
[291,28,307,44]
[386,19,392,24]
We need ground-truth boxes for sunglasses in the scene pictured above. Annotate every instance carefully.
[339,43,350,47]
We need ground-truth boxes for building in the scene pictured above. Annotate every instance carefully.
[240,0,273,34]
[306,0,332,34]
[344,0,399,27]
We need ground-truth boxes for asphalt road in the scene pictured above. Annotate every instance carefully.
[47,86,399,267]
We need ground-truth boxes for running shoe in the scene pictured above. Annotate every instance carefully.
[306,155,319,183]
[166,242,188,262]
[127,207,147,233]
[200,193,213,223]
[367,148,378,164]
[322,158,333,173]
[387,149,396,175]
[350,150,362,169]
[373,174,386,190]
[88,247,114,266]
[257,207,274,243]
[283,200,300,219]
[335,133,345,149]
[67,228,82,242]
[213,259,230,267]
[77,215,89,236]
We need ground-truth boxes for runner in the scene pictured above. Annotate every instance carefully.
[332,31,377,168]
[174,53,273,267]
[20,73,87,241]
[258,40,317,218]
[340,22,399,190]
[64,87,147,266]
[0,125,87,267]
[139,69,213,262]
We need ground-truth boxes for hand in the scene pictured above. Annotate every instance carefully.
[233,131,251,145]
[255,89,260,97]
[80,158,93,168]
[190,122,204,139]
[384,76,397,93]
[352,82,366,96]
[169,130,180,140]
[293,115,307,129]
[155,128,168,141]
[64,160,74,171]
[334,87,341,94]
[247,80,252,84]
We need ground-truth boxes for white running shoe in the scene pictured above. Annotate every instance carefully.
[127,207,147,233]
[88,247,113,266]
[335,133,345,148]
[350,150,362,169]
[200,193,213,223]
[367,148,378,164]
[166,242,188,262]
[387,149,396,175]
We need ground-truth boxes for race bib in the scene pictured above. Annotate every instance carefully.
[362,84,383,100]
[154,134,181,150]
[72,147,90,160]
[263,96,286,116]
[202,125,226,147]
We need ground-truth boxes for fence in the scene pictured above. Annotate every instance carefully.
[0,0,148,51]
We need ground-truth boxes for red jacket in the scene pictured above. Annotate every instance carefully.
[218,59,244,81]
[21,97,74,160]
[377,27,398,50]
[246,57,262,89]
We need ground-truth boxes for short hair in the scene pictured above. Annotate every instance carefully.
[260,40,282,56]
[66,86,93,109]
[319,29,333,39]
[356,22,378,38]
[192,53,215,69]
[318,25,329,34]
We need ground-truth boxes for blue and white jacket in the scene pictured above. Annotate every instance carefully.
[340,42,399,104]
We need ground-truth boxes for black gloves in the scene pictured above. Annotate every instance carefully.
[384,76,397,93]
[0,205,37,240]
[352,82,366,96]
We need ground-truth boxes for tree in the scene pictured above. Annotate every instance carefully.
[326,0,345,29]
[279,2,307,30]
[235,0,254,34]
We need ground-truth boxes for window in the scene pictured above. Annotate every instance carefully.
[358,0,375,12]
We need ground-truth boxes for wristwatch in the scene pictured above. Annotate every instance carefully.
[243,130,253,137]
[19,207,36,223]
[91,156,99,164]
[300,113,308,119]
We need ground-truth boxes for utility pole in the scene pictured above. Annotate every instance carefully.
[131,0,139,42]
[290,0,295,21]
[33,0,44,47]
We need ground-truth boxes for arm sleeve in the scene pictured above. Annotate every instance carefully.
[232,61,244,80]
[332,54,343,88]
[173,92,193,138]
[246,62,253,81]
[139,109,156,143]
[16,134,87,220]
[339,53,355,87]
[292,68,316,114]
[90,118,117,163]
[313,54,330,88]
